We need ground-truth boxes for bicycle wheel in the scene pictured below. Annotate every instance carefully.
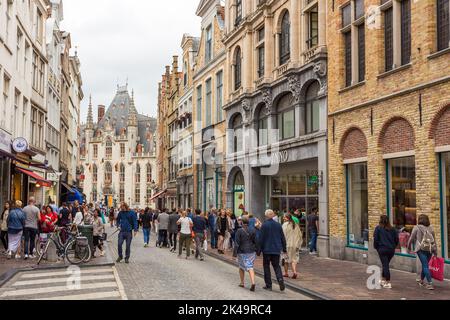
[65,239,91,265]
[37,240,51,265]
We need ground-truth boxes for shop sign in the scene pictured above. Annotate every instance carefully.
[308,175,318,187]
[0,130,12,153]
[12,138,28,153]
[46,173,59,182]
[271,151,289,164]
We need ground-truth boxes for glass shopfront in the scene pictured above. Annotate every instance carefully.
[233,171,245,217]
[387,156,416,254]
[0,159,10,211]
[346,163,369,249]
[270,162,319,248]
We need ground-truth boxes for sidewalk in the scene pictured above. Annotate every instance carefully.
[205,246,450,300]
[0,240,114,287]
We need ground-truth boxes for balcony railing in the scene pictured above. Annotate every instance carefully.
[276,63,289,77]
[303,45,321,64]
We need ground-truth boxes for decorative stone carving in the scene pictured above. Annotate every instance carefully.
[242,98,252,125]
[262,89,273,115]
[288,75,302,102]
[313,61,328,95]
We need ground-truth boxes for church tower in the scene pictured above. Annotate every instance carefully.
[127,90,139,155]
[85,95,94,157]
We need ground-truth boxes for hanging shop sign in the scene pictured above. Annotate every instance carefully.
[0,129,12,153]
[12,138,28,154]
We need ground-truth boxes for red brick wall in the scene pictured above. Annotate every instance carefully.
[431,105,450,147]
[340,128,368,160]
[380,118,415,154]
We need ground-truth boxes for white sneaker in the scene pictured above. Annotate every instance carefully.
[7,251,12,260]
[24,254,29,260]
[29,255,36,259]
[15,254,21,259]
[383,282,392,289]
[100,251,105,257]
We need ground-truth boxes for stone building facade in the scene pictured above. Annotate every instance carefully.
[80,86,157,209]
[192,0,228,212]
[222,0,329,254]
[327,0,450,275]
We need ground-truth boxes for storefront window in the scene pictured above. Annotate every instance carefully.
[233,171,245,216]
[443,152,450,260]
[347,163,369,248]
[0,159,10,210]
[288,175,306,195]
[272,176,287,196]
[389,157,416,234]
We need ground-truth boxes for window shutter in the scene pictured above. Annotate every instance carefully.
[437,0,450,51]
[401,0,411,65]
[385,8,394,71]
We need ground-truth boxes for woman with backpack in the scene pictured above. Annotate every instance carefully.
[408,214,437,290]
[373,215,399,289]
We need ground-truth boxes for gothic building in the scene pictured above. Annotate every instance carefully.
[80,86,157,208]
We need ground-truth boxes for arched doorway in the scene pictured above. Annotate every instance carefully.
[233,171,245,217]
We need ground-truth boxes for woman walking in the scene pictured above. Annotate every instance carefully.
[374,215,399,289]
[93,209,105,257]
[0,201,11,253]
[216,209,230,254]
[177,210,193,259]
[408,214,437,290]
[282,214,302,279]
[234,216,257,292]
[7,201,26,259]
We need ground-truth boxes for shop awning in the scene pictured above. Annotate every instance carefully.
[68,187,84,204]
[16,168,52,188]
[60,182,75,193]
[150,190,166,201]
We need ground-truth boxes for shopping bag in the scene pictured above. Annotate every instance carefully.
[429,256,445,282]
[203,239,208,252]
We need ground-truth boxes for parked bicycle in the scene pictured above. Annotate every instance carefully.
[37,224,92,265]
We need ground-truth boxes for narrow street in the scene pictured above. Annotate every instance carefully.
[107,229,310,301]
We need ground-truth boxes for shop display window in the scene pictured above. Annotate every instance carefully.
[443,152,450,260]
[347,163,369,249]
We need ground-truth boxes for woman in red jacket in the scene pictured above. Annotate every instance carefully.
[40,206,58,234]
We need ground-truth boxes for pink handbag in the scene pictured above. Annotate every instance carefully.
[429,256,445,282]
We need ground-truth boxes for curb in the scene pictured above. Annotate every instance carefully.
[0,245,115,288]
[204,251,333,301]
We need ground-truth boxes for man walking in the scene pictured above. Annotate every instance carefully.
[308,207,319,255]
[192,209,207,261]
[168,209,180,252]
[22,197,41,259]
[116,203,138,264]
[258,209,287,292]
[208,208,218,249]
[141,208,153,248]
[157,209,170,248]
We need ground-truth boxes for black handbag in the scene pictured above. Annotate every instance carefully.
[102,232,107,241]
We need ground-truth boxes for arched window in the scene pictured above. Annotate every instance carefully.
[106,138,113,159]
[93,164,98,183]
[305,82,320,134]
[280,11,291,65]
[105,162,112,184]
[257,106,268,146]
[232,114,243,153]
[146,163,152,183]
[276,94,295,140]
[120,164,125,183]
[234,47,242,91]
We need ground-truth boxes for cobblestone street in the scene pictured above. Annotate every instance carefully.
[107,228,310,300]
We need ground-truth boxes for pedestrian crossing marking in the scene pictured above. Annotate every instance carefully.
[19,268,113,279]
[33,291,122,300]
[13,274,115,287]
[1,282,118,298]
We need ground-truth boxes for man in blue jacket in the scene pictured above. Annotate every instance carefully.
[116,203,138,264]
[207,208,218,249]
[258,209,287,292]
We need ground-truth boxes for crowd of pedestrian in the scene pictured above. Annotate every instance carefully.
[0,198,108,261]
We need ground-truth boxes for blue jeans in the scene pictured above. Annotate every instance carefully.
[417,250,433,283]
[118,231,133,260]
[143,228,150,245]
[309,231,318,253]
[209,227,217,248]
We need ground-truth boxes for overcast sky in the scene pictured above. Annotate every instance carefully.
[61,0,201,123]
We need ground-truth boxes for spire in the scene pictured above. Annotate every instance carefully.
[86,95,94,130]
[128,89,138,127]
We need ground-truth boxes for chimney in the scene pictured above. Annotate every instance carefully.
[98,105,106,122]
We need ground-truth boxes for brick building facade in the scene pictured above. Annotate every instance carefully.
[327,0,450,275]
